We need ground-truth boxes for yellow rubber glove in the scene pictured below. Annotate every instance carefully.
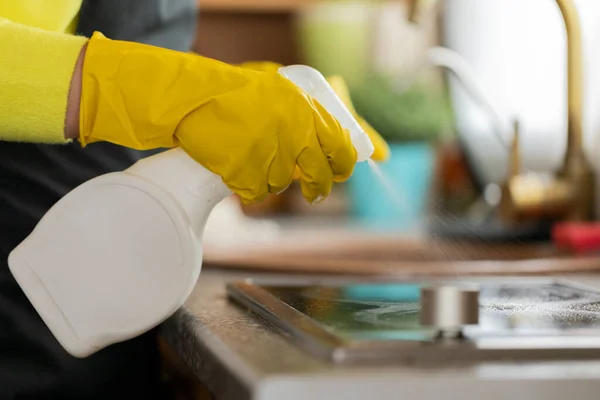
[80,32,357,204]
[238,61,283,73]
[239,61,391,162]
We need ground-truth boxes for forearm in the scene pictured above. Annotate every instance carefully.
[65,43,86,140]
[0,17,87,144]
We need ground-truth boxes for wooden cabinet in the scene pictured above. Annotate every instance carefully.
[194,0,306,65]
[200,0,309,13]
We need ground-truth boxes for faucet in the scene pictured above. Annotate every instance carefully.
[407,0,596,223]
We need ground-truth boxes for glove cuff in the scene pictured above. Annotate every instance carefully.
[80,32,248,151]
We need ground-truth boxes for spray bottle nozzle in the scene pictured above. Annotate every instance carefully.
[278,65,375,162]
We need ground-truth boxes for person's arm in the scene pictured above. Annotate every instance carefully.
[64,42,85,141]
[0,17,87,143]
[0,0,197,145]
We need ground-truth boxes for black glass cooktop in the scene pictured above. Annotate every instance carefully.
[227,278,600,364]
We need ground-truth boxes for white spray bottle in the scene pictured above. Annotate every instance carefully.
[7,65,374,358]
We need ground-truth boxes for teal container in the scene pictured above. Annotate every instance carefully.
[344,284,421,302]
[347,142,434,229]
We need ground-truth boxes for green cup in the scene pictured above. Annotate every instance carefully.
[295,1,374,87]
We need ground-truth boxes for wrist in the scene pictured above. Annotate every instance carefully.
[65,41,88,140]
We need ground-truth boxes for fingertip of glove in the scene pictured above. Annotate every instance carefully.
[302,192,327,205]
[371,145,391,162]
[312,195,326,205]
[333,174,352,183]
[241,192,270,205]
[292,167,302,181]
[300,180,331,205]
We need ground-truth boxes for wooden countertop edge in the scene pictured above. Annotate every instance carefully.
[204,253,600,276]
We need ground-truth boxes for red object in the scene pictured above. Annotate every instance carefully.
[552,223,600,253]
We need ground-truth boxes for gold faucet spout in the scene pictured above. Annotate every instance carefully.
[407,0,422,23]
[554,0,594,221]
[555,0,584,158]
[406,0,437,24]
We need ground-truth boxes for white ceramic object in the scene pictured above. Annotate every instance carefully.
[371,1,438,78]
[7,65,374,358]
[441,0,600,185]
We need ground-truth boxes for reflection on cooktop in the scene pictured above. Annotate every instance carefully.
[260,282,600,341]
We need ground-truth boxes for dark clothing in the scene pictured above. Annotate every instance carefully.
[0,1,197,398]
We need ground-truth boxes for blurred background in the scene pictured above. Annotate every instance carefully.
[197,0,600,247]
[162,2,600,395]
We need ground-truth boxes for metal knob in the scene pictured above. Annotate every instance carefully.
[420,285,480,338]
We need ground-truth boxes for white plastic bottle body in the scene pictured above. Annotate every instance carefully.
[126,147,232,238]
[8,164,211,357]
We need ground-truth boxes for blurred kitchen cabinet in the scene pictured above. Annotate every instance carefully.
[194,0,304,64]
[194,0,425,69]
[194,0,415,65]
[200,0,308,12]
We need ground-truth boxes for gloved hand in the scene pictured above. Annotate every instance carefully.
[239,61,391,162]
[79,33,357,204]
[326,76,390,162]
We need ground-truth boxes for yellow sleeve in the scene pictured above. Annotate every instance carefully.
[0,17,87,144]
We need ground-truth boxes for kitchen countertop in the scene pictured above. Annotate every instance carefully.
[161,268,600,400]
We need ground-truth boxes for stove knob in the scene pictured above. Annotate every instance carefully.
[420,285,479,338]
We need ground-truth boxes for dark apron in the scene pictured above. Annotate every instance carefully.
[0,1,197,398]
